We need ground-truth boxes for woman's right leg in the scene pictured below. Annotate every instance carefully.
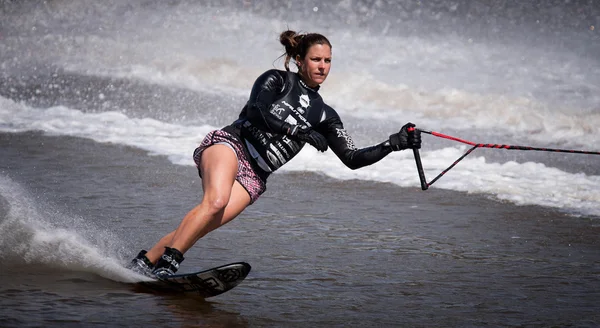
[144,180,250,264]
[144,144,251,264]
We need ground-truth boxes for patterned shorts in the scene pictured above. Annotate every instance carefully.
[193,130,266,204]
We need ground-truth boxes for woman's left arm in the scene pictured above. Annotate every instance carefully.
[317,112,393,170]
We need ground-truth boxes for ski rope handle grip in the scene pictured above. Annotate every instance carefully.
[407,127,428,190]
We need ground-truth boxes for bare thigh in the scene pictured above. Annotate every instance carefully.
[167,145,251,252]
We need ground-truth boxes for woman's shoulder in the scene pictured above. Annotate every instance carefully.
[251,69,294,93]
[254,69,289,84]
[259,68,288,78]
[323,103,340,118]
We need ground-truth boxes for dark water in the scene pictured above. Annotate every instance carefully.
[1,131,599,327]
[2,0,600,327]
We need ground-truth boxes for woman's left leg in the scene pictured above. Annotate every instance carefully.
[144,180,250,264]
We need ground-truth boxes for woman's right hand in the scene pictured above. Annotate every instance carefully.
[285,124,329,152]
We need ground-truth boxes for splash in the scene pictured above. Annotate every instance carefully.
[0,175,148,283]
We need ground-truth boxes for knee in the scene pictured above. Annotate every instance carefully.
[203,194,229,214]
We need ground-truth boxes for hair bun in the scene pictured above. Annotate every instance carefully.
[279,30,298,49]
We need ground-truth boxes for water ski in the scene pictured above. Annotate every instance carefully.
[137,262,251,298]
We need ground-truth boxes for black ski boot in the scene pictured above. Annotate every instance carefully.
[152,247,184,278]
[127,250,155,278]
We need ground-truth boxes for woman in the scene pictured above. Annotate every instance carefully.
[129,30,421,277]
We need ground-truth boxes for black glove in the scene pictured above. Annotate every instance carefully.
[389,122,421,151]
[284,123,328,152]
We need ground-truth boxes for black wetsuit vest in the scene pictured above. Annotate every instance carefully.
[228,69,393,175]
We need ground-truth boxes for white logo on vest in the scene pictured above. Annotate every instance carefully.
[299,94,310,112]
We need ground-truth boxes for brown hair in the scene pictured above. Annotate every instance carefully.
[279,30,332,71]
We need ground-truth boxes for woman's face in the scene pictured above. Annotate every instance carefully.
[296,43,332,88]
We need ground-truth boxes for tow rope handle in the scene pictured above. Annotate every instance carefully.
[407,127,428,190]
[408,127,600,191]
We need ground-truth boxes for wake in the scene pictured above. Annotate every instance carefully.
[0,175,145,283]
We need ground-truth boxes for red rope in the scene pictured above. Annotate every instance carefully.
[413,129,600,189]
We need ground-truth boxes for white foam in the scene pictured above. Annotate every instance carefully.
[2,97,599,217]
[0,97,212,166]
[0,175,147,283]
[283,146,600,217]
